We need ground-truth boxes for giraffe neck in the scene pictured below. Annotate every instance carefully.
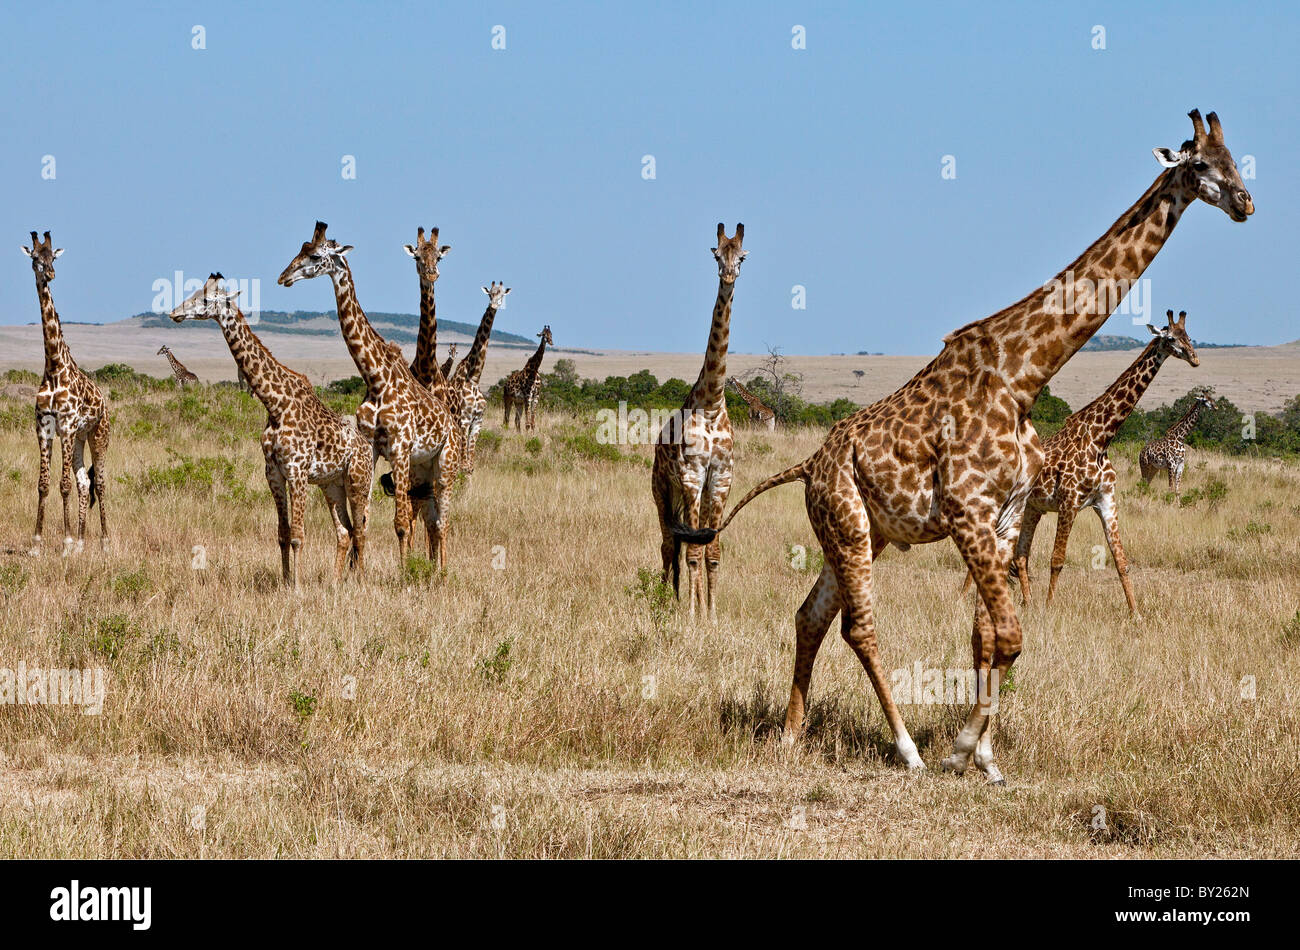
[1166,400,1206,442]
[213,307,304,420]
[458,302,498,386]
[522,336,548,383]
[35,279,72,377]
[956,168,1192,410]
[731,379,765,412]
[1070,339,1170,447]
[691,278,734,409]
[410,273,441,386]
[328,262,389,387]
[164,349,189,376]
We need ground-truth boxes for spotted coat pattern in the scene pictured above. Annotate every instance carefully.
[653,223,746,620]
[674,111,1252,782]
[502,326,553,432]
[22,230,111,556]
[170,274,372,587]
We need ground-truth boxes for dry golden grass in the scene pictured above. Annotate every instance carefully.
[0,385,1297,858]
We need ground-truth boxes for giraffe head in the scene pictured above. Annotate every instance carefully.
[168,273,241,323]
[538,325,553,346]
[1153,110,1253,222]
[20,230,63,285]
[156,345,169,355]
[403,226,450,283]
[277,221,353,286]
[1193,386,1217,411]
[711,222,747,283]
[481,281,511,310]
[1146,309,1201,367]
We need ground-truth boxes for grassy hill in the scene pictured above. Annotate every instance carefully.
[1081,333,1243,351]
[132,309,532,346]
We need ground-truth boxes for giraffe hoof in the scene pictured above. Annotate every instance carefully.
[940,755,968,776]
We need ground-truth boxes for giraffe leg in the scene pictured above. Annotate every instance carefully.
[389,450,413,566]
[783,563,839,743]
[287,472,308,591]
[322,481,352,584]
[1171,462,1183,494]
[830,523,925,770]
[1094,491,1138,616]
[700,467,732,620]
[71,437,91,551]
[58,430,76,552]
[1013,505,1045,606]
[943,516,1022,783]
[345,452,371,577]
[652,475,680,597]
[1166,466,1176,492]
[681,487,705,621]
[266,464,292,583]
[503,396,511,428]
[1045,506,1076,607]
[32,415,53,555]
[89,416,110,548]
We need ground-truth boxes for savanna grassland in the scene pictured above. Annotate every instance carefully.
[1,380,1298,858]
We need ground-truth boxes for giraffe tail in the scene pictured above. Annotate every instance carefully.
[670,461,809,544]
[378,471,434,500]
[87,465,97,509]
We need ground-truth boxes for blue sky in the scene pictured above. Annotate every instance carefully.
[2,1,1294,353]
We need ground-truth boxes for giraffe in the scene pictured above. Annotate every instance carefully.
[674,111,1252,781]
[440,343,457,381]
[653,223,746,620]
[727,376,776,431]
[157,345,200,388]
[1139,386,1218,493]
[21,230,111,556]
[404,226,451,388]
[959,309,1203,615]
[502,326,553,431]
[449,283,510,472]
[278,222,460,568]
[169,275,372,587]
[377,227,468,498]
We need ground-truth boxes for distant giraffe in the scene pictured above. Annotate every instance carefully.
[21,230,111,555]
[440,343,457,381]
[170,274,372,587]
[404,226,451,388]
[502,325,553,431]
[960,310,1203,615]
[653,223,746,620]
[674,112,1252,781]
[278,222,460,568]
[157,345,200,388]
[450,283,510,472]
[1139,387,1217,493]
[727,376,776,431]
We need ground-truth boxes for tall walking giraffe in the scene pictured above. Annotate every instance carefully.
[170,274,372,588]
[502,325,553,431]
[676,112,1252,780]
[450,283,509,472]
[157,345,200,388]
[22,231,110,556]
[653,223,746,620]
[960,309,1203,614]
[278,222,460,568]
[727,376,776,431]
[1139,387,1217,492]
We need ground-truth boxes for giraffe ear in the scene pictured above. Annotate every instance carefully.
[224,290,241,302]
[439,245,451,256]
[403,244,417,257]
[53,248,64,258]
[19,245,32,257]
[1152,147,1186,168]
[338,245,353,255]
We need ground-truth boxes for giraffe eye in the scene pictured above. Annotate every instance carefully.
[1192,160,1209,171]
